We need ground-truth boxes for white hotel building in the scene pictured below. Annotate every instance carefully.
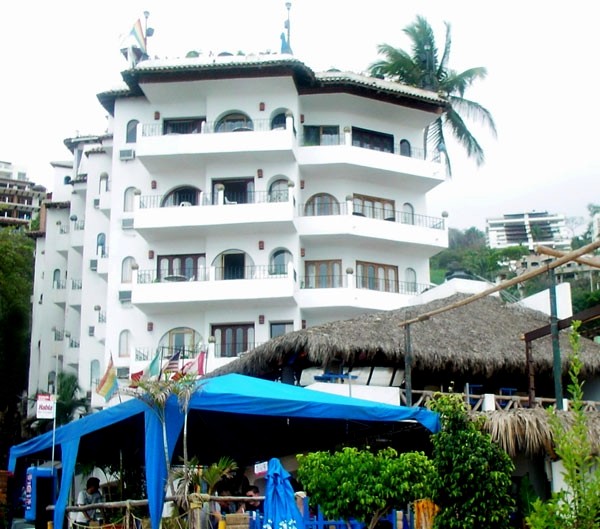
[28,55,448,407]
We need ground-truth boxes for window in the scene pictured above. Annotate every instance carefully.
[402,202,415,225]
[271,112,287,130]
[215,113,253,132]
[126,120,139,143]
[123,187,136,212]
[119,330,132,358]
[121,256,135,283]
[97,233,106,257]
[305,193,340,216]
[213,251,247,280]
[353,194,395,220]
[161,186,200,207]
[212,323,255,358]
[158,327,202,360]
[163,117,204,135]
[404,267,417,293]
[352,127,394,153]
[90,360,100,388]
[268,179,289,202]
[271,321,293,338]
[53,268,61,288]
[303,125,340,146]
[305,260,342,288]
[212,178,254,204]
[157,254,206,281]
[48,371,56,394]
[356,261,398,293]
[270,249,292,275]
[400,139,412,157]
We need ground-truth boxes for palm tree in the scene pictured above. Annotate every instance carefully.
[370,15,496,174]
[55,372,88,425]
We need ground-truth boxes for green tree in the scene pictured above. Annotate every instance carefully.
[428,394,515,529]
[0,227,34,467]
[527,323,600,528]
[370,16,496,173]
[297,447,434,529]
[55,372,87,426]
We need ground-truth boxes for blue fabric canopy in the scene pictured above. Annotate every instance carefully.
[263,458,304,529]
[9,374,440,529]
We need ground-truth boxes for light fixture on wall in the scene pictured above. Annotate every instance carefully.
[258,240,264,250]
[300,114,305,123]
[259,102,265,111]
[151,180,157,189]
[258,315,265,324]
[257,169,263,178]
[300,180,305,189]
[147,322,154,332]
[148,250,154,259]
[154,111,160,120]
[93,305,101,311]
[300,248,305,257]
[302,320,307,329]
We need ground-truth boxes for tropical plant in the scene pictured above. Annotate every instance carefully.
[55,372,87,425]
[297,446,434,529]
[428,393,515,529]
[526,323,600,528]
[370,15,496,174]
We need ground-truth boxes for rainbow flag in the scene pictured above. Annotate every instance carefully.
[96,357,118,401]
[130,19,146,52]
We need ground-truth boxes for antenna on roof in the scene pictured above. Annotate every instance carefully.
[281,2,293,54]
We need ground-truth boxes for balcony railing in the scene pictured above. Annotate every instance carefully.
[53,280,67,289]
[300,275,348,289]
[355,277,431,295]
[73,219,85,231]
[141,118,284,137]
[137,265,294,284]
[138,189,289,209]
[59,224,70,234]
[299,203,445,230]
[71,279,82,290]
[135,345,204,362]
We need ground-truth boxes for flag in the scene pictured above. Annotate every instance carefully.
[163,350,181,373]
[129,370,144,388]
[170,351,206,380]
[96,357,118,401]
[145,350,161,378]
[130,19,146,52]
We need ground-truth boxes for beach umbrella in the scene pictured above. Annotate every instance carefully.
[263,458,305,529]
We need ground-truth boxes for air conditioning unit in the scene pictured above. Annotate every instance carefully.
[116,367,130,379]
[93,198,100,208]
[89,259,98,271]
[119,149,135,161]
[119,290,132,303]
[121,218,134,229]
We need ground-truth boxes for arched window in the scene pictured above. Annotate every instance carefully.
[305,193,340,216]
[215,112,253,133]
[405,267,417,293]
[161,186,200,207]
[126,120,139,143]
[400,139,412,157]
[96,233,106,257]
[123,187,136,212]
[271,112,287,130]
[121,256,135,283]
[268,179,289,202]
[53,268,61,288]
[90,360,100,388]
[402,202,415,225]
[158,327,203,361]
[270,249,292,275]
[119,330,132,358]
[212,250,251,280]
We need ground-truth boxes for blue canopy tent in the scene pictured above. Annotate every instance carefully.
[9,374,440,529]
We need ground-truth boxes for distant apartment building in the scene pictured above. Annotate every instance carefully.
[0,161,46,227]
[486,211,571,251]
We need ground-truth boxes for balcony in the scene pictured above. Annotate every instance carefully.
[68,279,82,308]
[70,219,85,251]
[297,130,444,193]
[52,280,67,307]
[134,190,296,242]
[136,118,296,173]
[296,202,447,253]
[132,264,296,315]
[297,272,431,316]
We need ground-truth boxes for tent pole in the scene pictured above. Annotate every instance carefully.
[404,324,412,407]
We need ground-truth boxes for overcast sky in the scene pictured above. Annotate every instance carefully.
[1,0,598,231]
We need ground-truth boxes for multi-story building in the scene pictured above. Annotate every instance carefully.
[0,160,45,227]
[486,211,571,251]
[28,55,448,408]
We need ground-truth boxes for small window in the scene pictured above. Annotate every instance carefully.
[268,179,289,202]
[404,268,417,293]
[305,193,340,216]
[303,125,339,146]
[402,203,415,225]
[90,360,100,388]
[399,139,412,157]
[119,330,132,358]
[123,186,136,212]
[126,120,139,143]
[270,321,293,338]
[270,249,292,275]
[271,113,287,130]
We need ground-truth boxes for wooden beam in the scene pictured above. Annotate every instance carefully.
[521,304,600,342]
[397,238,600,328]
[535,245,600,269]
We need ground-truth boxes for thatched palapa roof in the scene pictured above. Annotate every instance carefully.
[212,294,600,379]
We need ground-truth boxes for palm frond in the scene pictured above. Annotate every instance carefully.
[442,67,488,98]
[448,95,497,138]
[443,107,485,166]
[370,45,420,84]
[437,22,452,79]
